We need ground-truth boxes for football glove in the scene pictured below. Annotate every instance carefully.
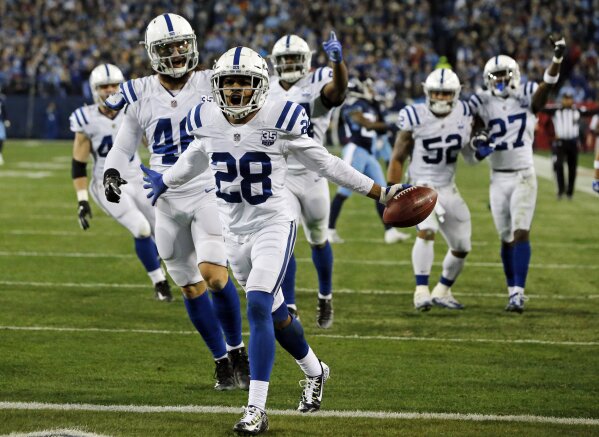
[593,179,599,194]
[549,34,566,60]
[141,164,168,206]
[103,169,128,203]
[322,30,343,64]
[77,200,92,230]
[470,130,495,160]
[379,184,412,204]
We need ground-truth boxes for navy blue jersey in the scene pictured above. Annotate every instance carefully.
[339,98,382,153]
[0,97,7,123]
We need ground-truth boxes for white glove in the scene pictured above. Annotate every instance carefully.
[379,184,412,204]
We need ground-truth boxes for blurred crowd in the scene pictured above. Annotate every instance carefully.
[1,0,598,106]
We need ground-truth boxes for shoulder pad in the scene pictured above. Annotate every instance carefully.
[69,106,90,131]
[273,100,309,136]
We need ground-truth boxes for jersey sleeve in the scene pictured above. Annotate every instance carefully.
[522,81,539,109]
[104,106,143,177]
[185,103,206,137]
[287,135,374,196]
[397,105,421,132]
[105,79,141,110]
[69,107,89,134]
[468,93,485,117]
[162,138,209,188]
[273,101,311,137]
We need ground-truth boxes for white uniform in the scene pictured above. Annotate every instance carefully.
[69,104,154,238]
[398,101,473,252]
[268,67,334,245]
[163,99,374,309]
[469,83,539,241]
[104,73,226,286]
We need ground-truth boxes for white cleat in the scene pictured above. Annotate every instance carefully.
[431,284,464,310]
[414,285,432,312]
[327,229,345,244]
[233,405,269,435]
[384,228,410,244]
[298,361,330,412]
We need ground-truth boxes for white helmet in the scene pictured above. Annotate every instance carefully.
[212,46,269,119]
[422,68,461,115]
[143,13,199,78]
[89,63,125,106]
[270,35,312,83]
[483,55,521,97]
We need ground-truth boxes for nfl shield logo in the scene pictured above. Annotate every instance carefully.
[234,133,241,142]
[261,131,277,146]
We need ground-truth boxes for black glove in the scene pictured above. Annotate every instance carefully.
[549,34,566,60]
[77,200,92,230]
[103,169,128,203]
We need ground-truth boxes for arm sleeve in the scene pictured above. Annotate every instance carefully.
[104,107,143,176]
[287,135,374,196]
[397,107,414,132]
[162,139,210,188]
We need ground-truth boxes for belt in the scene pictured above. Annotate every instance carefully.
[492,168,528,173]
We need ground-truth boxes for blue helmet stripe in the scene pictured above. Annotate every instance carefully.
[285,104,304,131]
[495,55,499,65]
[275,101,293,129]
[104,64,110,78]
[233,46,243,68]
[163,14,174,33]
[440,68,445,85]
[285,35,291,48]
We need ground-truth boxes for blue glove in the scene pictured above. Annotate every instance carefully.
[322,31,343,64]
[593,179,599,194]
[470,131,495,160]
[140,164,168,206]
[380,184,412,204]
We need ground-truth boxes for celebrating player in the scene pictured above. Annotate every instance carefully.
[267,31,347,327]
[388,69,476,311]
[141,46,410,435]
[468,36,566,313]
[70,64,172,301]
[103,14,248,390]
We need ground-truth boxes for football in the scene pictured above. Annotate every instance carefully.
[383,186,438,228]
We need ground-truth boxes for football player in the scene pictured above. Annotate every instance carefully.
[70,64,172,301]
[267,32,347,328]
[102,14,248,390]
[140,47,410,435]
[328,78,410,245]
[468,36,566,313]
[388,69,477,311]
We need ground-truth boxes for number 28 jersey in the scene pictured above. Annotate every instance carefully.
[468,82,538,170]
[398,101,473,186]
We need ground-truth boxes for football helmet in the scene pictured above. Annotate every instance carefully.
[483,55,521,97]
[89,64,125,106]
[212,46,269,119]
[422,68,461,115]
[270,35,312,83]
[143,13,199,78]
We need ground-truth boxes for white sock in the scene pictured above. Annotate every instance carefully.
[508,286,515,296]
[317,293,332,300]
[441,251,466,282]
[226,342,245,352]
[248,380,269,411]
[513,286,524,295]
[148,267,166,285]
[412,237,434,275]
[295,347,322,377]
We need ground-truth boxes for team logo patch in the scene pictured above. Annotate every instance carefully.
[171,100,177,108]
[234,133,241,142]
[261,131,277,146]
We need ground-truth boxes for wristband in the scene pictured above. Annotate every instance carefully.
[543,69,559,84]
[552,56,563,64]
[594,160,599,169]
[77,189,89,202]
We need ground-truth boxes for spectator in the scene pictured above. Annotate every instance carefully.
[44,101,59,139]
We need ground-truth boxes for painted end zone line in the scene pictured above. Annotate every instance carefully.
[0,402,597,426]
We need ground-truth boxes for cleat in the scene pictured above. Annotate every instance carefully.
[154,280,173,302]
[229,347,250,390]
[431,284,464,310]
[384,227,410,244]
[316,298,333,329]
[505,292,528,314]
[414,285,432,312]
[288,306,300,321]
[327,229,345,244]
[298,361,330,413]
[233,405,269,435]
[214,357,236,391]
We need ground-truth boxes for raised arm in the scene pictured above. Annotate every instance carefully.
[320,31,348,107]
[531,35,566,114]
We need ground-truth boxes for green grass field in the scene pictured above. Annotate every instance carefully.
[1,140,598,436]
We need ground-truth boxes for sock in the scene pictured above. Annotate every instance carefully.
[328,193,348,229]
[311,242,333,297]
[210,278,243,348]
[247,291,275,382]
[147,268,166,285]
[295,347,322,377]
[248,380,269,411]
[274,312,310,360]
[375,201,392,230]
[134,236,161,272]
[501,244,515,287]
[184,293,227,359]
[440,250,466,286]
[412,237,434,284]
[512,241,531,289]
[281,253,297,305]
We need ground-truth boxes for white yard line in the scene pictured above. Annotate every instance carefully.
[0,401,597,426]
[1,325,596,347]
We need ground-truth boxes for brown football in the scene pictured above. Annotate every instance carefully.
[383,186,438,228]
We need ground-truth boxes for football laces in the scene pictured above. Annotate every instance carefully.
[393,185,416,200]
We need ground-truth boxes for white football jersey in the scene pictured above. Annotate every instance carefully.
[106,71,215,195]
[69,104,141,183]
[269,67,334,171]
[164,98,373,235]
[398,102,473,186]
[469,82,538,170]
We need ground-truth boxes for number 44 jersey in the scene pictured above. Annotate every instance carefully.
[398,101,473,187]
